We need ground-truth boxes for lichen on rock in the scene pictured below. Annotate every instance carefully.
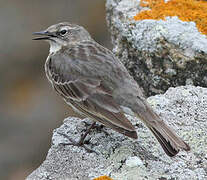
[93,175,113,180]
[135,0,207,36]
[27,86,207,180]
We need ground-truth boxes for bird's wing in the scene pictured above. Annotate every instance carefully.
[47,42,137,139]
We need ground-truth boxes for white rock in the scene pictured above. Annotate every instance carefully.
[126,156,143,167]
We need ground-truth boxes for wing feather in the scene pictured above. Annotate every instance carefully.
[46,43,137,138]
[54,78,136,132]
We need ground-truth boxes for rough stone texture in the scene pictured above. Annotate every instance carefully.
[27,86,207,180]
[106,0,207,96]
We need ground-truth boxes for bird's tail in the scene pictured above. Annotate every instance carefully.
[147,120,190,157]
[137,107,190,157]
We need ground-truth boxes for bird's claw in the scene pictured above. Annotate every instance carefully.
[57,131,98,154]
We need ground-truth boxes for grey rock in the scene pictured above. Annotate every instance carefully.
[27,86,207,180]
[106,0,207,96]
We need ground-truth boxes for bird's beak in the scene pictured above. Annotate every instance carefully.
[32,31,56,40]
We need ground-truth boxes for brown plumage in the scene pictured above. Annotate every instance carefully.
[33,22,190,156]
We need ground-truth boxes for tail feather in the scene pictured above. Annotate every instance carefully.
[150,126,180,156]
[147,120,190,157]
[137,106,190,157]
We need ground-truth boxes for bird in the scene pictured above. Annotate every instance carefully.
[33,22,190,157]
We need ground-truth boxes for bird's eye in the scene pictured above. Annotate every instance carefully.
[59,29,67,36]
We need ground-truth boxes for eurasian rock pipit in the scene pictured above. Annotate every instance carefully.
[33,22,190,156]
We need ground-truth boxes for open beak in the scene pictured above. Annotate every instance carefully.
[32,31,56,40]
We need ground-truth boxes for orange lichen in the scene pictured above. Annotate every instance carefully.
[93,175,113,180]
[134,0,207,35]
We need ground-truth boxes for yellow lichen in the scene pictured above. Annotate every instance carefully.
[93,175,113,180]
[134,0,207,35]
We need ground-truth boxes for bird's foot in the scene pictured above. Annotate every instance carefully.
[57,130,98,154]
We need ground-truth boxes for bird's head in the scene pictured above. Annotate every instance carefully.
[33,22,91,53]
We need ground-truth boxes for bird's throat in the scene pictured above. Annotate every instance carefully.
[49,41,62,54]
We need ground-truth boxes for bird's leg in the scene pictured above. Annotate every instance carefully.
[58,122,97,153]
[79,122,96,144]
[93,124,109,136]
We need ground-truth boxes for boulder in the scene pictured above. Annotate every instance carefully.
[27,86,207,180]
[106,0,207,96]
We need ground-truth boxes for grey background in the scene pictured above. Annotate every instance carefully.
[0,1,111,179]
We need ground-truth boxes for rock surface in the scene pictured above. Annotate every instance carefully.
[106,0,207,96]
[27,86,207,180]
